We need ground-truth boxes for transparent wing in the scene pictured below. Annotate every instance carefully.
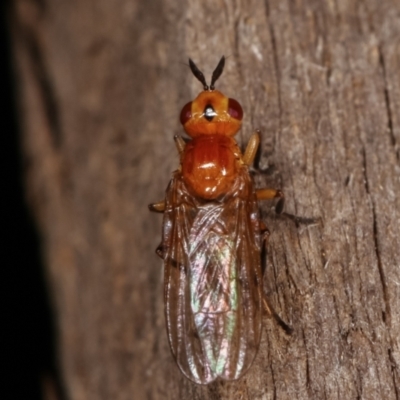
[162,169,262,384]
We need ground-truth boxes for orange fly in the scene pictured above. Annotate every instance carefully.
[149,56,290,384]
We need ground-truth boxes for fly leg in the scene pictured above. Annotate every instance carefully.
[257,184,318,226]
[148,137,183,253]
[258,193,312,334]
[155,244,164,259]
[148,136,185,213]
[148,202,165,254]
[174,135,186,155]
[257,188,285,214]
[260,222,293,335]
[243,130,285,214]
[148,201,165,213]
[246,130,318,225]
[242,130,261,166]
[262,297,293,335]
[250,130,313,334]
[259,220,270,277]
[149,201,165,256]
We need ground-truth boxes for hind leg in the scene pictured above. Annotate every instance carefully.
[260,220,293,335]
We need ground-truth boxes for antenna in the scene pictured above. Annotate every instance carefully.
[188,59,208,90]
[210,56,225,90]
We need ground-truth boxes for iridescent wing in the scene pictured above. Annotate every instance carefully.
[162,168,263,384]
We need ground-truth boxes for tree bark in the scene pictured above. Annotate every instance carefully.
[10,0,400,398]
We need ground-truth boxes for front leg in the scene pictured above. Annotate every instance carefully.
[242,130,261,166]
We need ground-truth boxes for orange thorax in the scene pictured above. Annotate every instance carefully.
[181,135,240,200]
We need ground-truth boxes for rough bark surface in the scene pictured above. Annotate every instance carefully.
[10,0,400,399]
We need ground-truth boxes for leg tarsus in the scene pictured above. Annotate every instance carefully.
[275,191,284,214]
[281,212,320,228]
[262,297,293,335]
[260,223,270,277]
[260,220,269,236]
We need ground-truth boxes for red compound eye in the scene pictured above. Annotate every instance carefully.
[227,98,243,120]
[180,101,192,125]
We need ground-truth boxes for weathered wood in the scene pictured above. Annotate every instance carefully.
[10,0,400,398]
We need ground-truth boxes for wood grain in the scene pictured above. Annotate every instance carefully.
[10,0,400,398]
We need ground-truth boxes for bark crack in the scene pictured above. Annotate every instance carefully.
[361,146,399,397]
[360,147,390,326]
[264,0,282,133]
[301,327,312,395]
[388,348,400,400]
[270,361,277,400]
[377,45,398,162]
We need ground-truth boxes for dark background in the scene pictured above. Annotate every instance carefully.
[1,3,61,399]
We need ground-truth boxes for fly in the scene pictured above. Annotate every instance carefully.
[149,56,296,384]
